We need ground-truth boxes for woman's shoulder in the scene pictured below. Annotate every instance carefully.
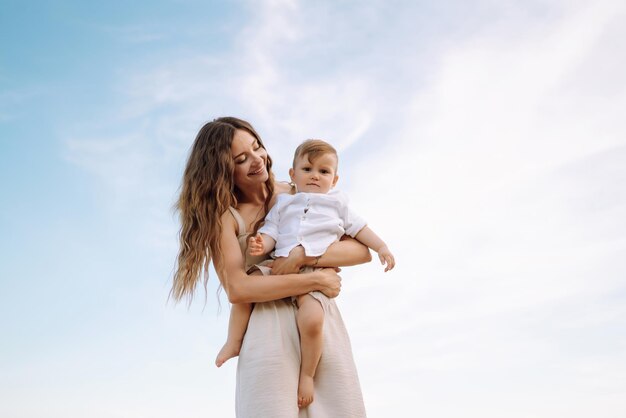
[274,181,296,195]
[268,182,296,212]
[219,207,239,235]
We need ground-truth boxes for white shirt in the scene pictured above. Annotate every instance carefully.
[259,189,367,257]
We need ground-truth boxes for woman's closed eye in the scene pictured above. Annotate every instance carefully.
[234,141,263,164]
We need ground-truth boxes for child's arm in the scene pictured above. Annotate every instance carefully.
[355,226,396,272]
[248,233,276,257]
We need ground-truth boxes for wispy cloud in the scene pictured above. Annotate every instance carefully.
[60,0,380,244]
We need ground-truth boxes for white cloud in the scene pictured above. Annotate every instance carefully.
[339,1,626,415]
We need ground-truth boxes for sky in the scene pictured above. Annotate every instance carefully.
[1,0,625,417]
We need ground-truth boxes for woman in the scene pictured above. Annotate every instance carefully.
[171,117,370,417]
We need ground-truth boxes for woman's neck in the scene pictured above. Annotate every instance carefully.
[237,182,269,206]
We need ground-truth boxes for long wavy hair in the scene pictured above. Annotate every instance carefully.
[170,117,275,304]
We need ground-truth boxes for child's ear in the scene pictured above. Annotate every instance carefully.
[289,168,295,182]
[332,175,339,188]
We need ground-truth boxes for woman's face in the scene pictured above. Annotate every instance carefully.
[230,129,269,188]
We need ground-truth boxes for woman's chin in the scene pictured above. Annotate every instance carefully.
[248,171,269,183]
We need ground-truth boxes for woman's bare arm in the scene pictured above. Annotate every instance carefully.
[316,236,373,267]
[215,211,342,304]
[271,236,372,275]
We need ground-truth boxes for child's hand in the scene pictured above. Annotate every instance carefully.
[377,245,395,272]
[248,234,265,256]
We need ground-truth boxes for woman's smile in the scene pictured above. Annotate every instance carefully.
[249,166,266,176]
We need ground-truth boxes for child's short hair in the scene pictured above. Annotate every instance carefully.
[293,139,338,168]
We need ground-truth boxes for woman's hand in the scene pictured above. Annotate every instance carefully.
[271,245,309,274]
[316,268,342,298]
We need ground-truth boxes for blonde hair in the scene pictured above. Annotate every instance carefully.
[292,139,338,169]
[171,117,275,304]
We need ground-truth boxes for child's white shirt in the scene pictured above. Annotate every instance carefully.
[259,189,367,257]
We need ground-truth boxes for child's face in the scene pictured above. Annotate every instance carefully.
[289,152,339,194]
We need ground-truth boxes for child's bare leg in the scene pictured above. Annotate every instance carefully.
[215,302,252,367]
[296,294,324,408]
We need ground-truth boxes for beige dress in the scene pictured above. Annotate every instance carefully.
[229,207,367,418]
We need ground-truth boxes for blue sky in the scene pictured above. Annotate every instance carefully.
[2,0,626,417]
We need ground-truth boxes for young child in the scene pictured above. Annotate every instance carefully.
[216,139,395,408]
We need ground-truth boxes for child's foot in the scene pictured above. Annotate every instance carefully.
[297,374,315,408]
[215,341,240,367]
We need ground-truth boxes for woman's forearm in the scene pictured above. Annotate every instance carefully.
[274,238,372,273]
[226,270,341,304]
[308,236,372,268]
[227,272,314,303]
